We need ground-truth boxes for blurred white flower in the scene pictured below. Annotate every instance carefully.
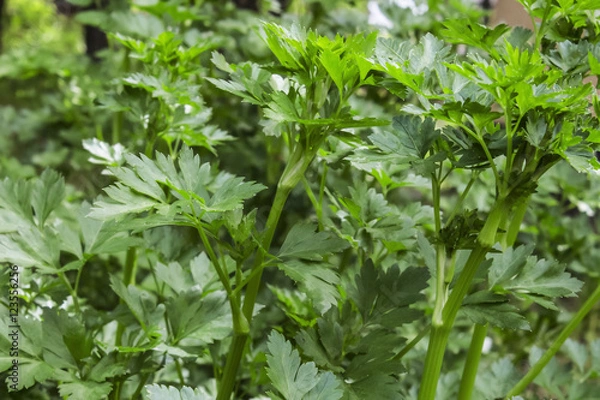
[482,337,493,354]
[577,201,595,217]
[392,0,429,16]
[368,1,394,28]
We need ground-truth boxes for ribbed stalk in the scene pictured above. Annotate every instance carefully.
[457,198,528,399]
[457,323,488,399]
[217,145,313,400]
[419,200,506,400]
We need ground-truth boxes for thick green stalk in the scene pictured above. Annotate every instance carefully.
[419,245,489,400]
[458,198,528,398]
[502,199,529,250]
[457,323,488,399]
[419,201,506,400]
[506,280,600,398]
[431,173,445,327]
[217,145,314,400]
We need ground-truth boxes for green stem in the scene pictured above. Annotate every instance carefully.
[112,380,121,400]
[433,243,446,327]
[431,173,446,327]
[393,325,431,361]
[457,197,526,399]
[58,272,80,314]
[175,359,185,386]
[217,333,247,400]
[419,201,506,400]
[318,162,328,230]
[132,373,150,399]
[419,245,488,400]
[112,112,124,145]
[458,324,488,400]
[446,171,479,226]
[506,280,600,398]
[217,145,314,400]
[116,247,138,347]
[502,198,529,250]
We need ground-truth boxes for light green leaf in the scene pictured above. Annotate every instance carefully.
[266,331,343,400]
[370,115,439,160]
[58,380,113,400]
[563,339,588,373]
[31,169,65,227]
[488,245,583,309]
[79,202,143,254]
[89,185,157,220]
[82,138,126,168]
[211,51,233,73]
[166,290,230,344]
[155,261,191,294]
[279,223,348,261]
[190,252,219,293]
[278,260,340,313]
[88,353,127,382]
[5,358,55,390]
[110,275,165,332]
[475,357,520,399]
[206,177,265,212]
[144,383,214,400]
[462,291,530,330]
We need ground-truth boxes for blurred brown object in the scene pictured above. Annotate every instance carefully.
[490,0,534,29]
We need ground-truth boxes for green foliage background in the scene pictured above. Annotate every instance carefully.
[0,0,599,399]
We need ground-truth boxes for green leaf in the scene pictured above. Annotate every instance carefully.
[349,261,428,325]
[461,291,530,330]
[88,185,158,220]
[0,225,60,272]
[279,223,348,261]
[563,339,588,373]
[166,290,231,344]
[144,384,214,400]
[82,138,126,167]
[260,23,305,71]
[206,177,265,212]
[442,19,510,54]
[155,261,191,294]
[488,245,583,309]
[88,353,127,382]
[211,51,233,73]
[370,115,440,160]
[474,357,520,399]
[319,48,344,93]
[266,331,343,400]
[58,380,113,400]
[190,252,220,293]
[488,244,534,288]
[525,114,548,148]
[277,260,340,313]
[110,275,165,332]
[31,169,65,227]
[90,146,265,221]
[79,202,143,254]
[0,176,33,222]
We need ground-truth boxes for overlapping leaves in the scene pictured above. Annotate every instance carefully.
[462,244,582,330]
[208,22,386,139]
[265,330,343,400]
[89,146,265,223]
